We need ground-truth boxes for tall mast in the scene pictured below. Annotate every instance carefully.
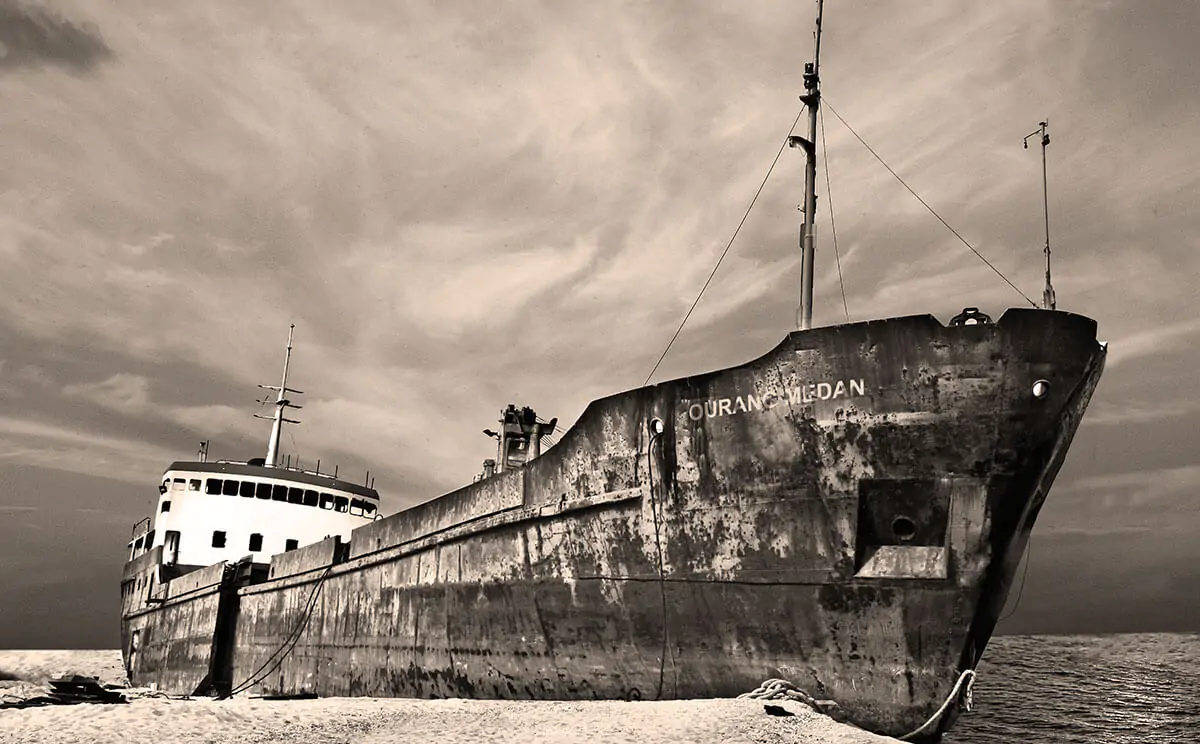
[254,324,304,467]
[1024,120,1055,309]
[792,0,825,331]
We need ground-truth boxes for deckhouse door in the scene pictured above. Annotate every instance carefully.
[165,530,180,564]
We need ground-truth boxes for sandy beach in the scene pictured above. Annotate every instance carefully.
[0,650,898,744]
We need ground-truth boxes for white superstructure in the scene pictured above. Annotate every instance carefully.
[128,462,379,566]
[125,324,382,567]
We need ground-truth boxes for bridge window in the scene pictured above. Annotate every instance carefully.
[205,479,222,495]
[272,484,288,502]
[172,478,185,490]
[222,479,239,496]
[256,483,272,499]
[319,493,335,510]
[287,487,303,505]
[334,496,348,513]
[189,479,201,491]
[303,490,319,507]
[362,502,376,516]
[134,536,144,551]
[145,530,154,547]
[212,530,226,548]
[350,499,364,516]
[161,501,171,513]
[285,538,298,551]
[239,481,256,498]
[248,533,263,552]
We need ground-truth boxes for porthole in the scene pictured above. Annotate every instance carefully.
[1032,379,1050,399]
[892,516,917,542]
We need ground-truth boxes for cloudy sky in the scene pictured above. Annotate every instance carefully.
[1,0,1197,648]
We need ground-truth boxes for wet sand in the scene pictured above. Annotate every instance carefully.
[0,650,898,743]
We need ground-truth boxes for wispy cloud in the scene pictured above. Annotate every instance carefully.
[62,373,152,414]
[1084,398,1200,427]
[1037,525,1157,538]
[1060,465,1200,510]
[0,1,114,74]
[0,505,39,513]
[0,415,182,483]
[1104,319,1200,370]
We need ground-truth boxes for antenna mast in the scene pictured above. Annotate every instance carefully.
[254,323,304,467]
[788,0,825,330]
[1024,120,1056,310]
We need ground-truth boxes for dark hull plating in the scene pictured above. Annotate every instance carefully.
[120,308,1106,740]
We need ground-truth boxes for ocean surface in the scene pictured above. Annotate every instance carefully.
[944,633,1200,744]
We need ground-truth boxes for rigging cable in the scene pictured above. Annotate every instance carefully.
[822,99,1038,308]
[221,565,334,698]
[289,430,300,469]
[645,427,676,699]
[819,106,850,322]
[998,535,1033,623]
[642,106,807,387]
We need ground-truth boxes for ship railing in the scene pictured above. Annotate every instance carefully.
[214,459,357,484]
[127,517,154,560]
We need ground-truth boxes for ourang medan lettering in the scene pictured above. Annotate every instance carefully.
[686,379,865,421]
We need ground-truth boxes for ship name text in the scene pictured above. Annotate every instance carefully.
[686,378,866,421]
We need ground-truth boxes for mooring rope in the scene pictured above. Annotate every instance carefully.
[740,668,976,740]
[221,564,334,698]
[738,678,845,719]
[898,669,976,741]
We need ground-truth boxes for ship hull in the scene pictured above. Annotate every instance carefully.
[121,308,1106,740]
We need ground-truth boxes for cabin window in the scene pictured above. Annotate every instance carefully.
[350,499,364,516]
[272,484,288,502]
[161,500,171,513]
[285,538,298,551]
[205,479,223,495]
[240,481,256,498]
[172,478,185,490]
[334,496,349,513]
[189,479,201,491]
[248,533,263,552]
[212,530,226,548]
[256,483,272,500]
[134,536,144,551]
[222,479,239,496]
[319,493,335,510]
[145,530,154,547]
[286,487,303,504]
[303,490,319,507]
[362,502,376,516]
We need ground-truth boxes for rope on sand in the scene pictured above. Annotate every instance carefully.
[737,678,846,721]
[739,668,976,739]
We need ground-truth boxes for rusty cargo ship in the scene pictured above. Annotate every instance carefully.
[118,5,1107,741]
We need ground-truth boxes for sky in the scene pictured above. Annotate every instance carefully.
[0,0,1197,648]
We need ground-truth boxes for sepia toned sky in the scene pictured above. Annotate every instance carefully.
[1,0,1197,648]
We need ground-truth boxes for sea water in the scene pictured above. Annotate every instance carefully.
[945,633,1199,743]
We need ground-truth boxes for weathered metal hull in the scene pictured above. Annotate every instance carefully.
[121,308,1106,740]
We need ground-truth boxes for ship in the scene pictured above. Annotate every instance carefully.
[119,5,1107,741]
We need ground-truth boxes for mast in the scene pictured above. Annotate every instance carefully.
[791,0,825,331]
[1024,120,1056,309]
[254,324,304,467]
